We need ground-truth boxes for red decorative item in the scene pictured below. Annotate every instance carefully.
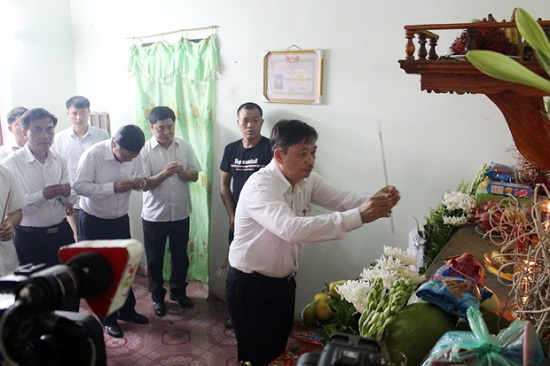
[445,252,487,284]
[450,19,519,56]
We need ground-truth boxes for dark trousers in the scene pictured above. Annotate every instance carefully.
[142,218,190,301]
[14,219,80,311]
[80,211,137,325]
[225,267,296,366]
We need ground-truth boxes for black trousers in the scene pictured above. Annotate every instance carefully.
[14,219,74,268]
[14,219,79,311]
[79,211,137,325]
[142,218,190,301]
[225,267,296,366]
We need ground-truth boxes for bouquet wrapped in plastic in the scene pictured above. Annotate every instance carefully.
[421,307,546,365]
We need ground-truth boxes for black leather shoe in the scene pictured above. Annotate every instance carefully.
[154,301,166,317]
[105,324,124,338]
[118,312,149,324]
[170,293,194,308]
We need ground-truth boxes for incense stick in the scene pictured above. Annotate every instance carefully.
[376,120,395,233]
[173,123,177,162]
[59,154,69,184]
[1,190,11,225]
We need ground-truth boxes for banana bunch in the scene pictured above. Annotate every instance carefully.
[505,9,522,52]
[483,249,513,281]
[358,278,415,341]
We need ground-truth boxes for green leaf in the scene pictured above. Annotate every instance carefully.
[516,8,550,76]
[534,48,550,77]
[466,50,550,93]
[516,8,550,59]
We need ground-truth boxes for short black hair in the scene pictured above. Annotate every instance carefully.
[148,106,176,124]
[270,119,318,153]
[66,96,90,110]
[113,125,145,153]
[20,108,58,130]
[6,107,28,125]
[237,102,263,118]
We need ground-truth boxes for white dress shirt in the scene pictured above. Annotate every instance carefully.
[141,137,201,222]
[1,145,77,227]
[74,139,144,219]
[0,164,26,275]
[53,125,110,184]
[0,143,22,161]
[228,160,370,278]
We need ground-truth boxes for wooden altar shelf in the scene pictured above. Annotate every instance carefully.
[399,19,550,171]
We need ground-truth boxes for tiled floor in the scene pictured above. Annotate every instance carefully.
[81,274,321,366]
[81,274,239,366]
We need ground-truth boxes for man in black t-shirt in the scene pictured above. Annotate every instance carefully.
[219,103,272,329]
[220,102,273,244]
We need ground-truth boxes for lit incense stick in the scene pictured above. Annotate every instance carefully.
[376,120,395,233]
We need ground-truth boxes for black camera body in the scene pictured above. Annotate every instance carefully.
[0,263,107,366]
[297,333,382,366]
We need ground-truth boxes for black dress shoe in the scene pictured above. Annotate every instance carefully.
[105,324,124,338]
[170,293,194,308]
[118,312,149,324]
[154,301,166,317]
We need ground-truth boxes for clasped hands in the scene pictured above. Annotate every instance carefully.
[360,185,400,223]
[43,183,71,199]
[114,178,146,193]
[163,161,184,178]
[0,222,14,242]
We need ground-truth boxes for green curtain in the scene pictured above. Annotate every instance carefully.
[128,35,219,283]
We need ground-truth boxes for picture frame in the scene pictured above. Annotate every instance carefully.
[262,49,323,104]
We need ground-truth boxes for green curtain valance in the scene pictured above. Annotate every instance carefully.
[128,35,220,81]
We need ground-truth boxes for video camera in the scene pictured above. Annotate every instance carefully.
[296,333,383,366]
[0,259,108,366]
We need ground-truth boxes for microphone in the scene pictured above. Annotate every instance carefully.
[58,239,143,318]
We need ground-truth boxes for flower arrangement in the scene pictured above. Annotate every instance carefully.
[419,164,489,271]
[333,247,425,341]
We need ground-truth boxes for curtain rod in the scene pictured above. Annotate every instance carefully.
[127,25,218,40]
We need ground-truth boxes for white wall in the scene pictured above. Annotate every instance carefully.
[0,0,76,141]
[4,0,550,313]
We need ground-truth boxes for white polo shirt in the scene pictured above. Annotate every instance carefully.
[140,137,201,222]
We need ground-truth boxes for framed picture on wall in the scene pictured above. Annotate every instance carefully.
[262,49,323,104]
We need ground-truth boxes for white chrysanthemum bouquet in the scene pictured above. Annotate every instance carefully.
[336,246,425,341]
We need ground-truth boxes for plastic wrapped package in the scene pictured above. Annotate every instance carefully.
[421,307,547,365]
